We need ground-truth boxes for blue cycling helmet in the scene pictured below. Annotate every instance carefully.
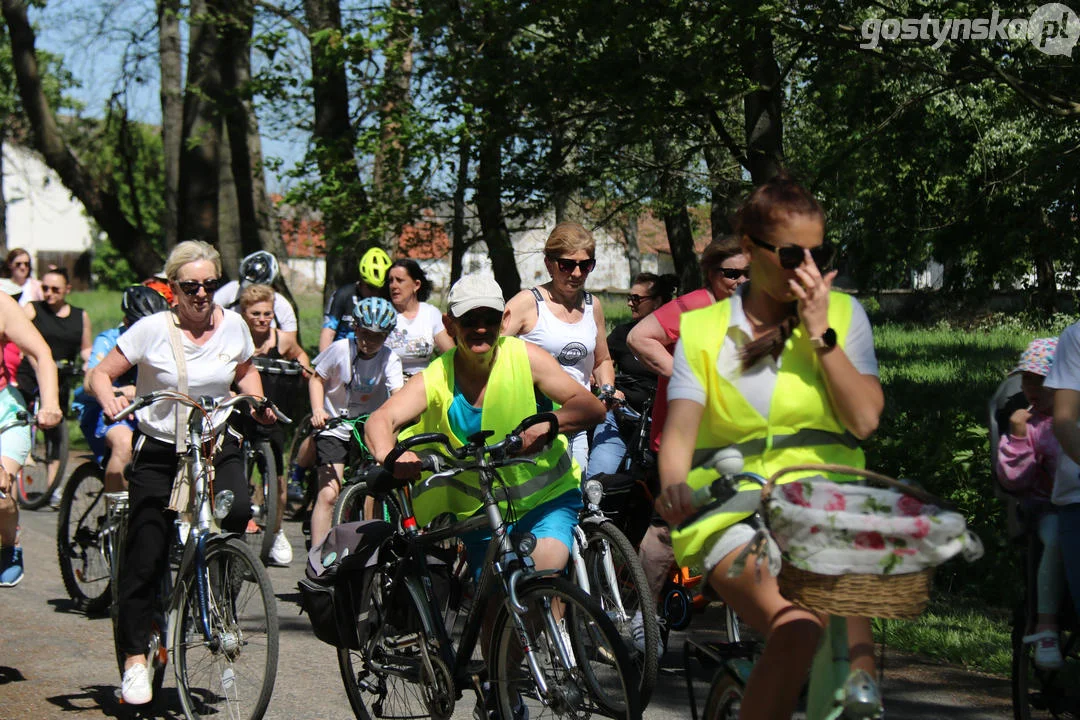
[353,296,397,333]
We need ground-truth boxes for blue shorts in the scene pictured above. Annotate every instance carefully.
[0,385,31,465]
[461,490,583,582]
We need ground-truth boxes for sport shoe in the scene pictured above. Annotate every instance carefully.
[286,481,304,502]
[49,490,63,509]
[629,610,664,658]
[121,663,152,705]
[245,518,259,534]
[1024,629,1064,670]
[0,547,24,587]
[268,530,293,566]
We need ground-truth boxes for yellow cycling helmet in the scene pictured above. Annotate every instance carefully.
[358,246,392,288]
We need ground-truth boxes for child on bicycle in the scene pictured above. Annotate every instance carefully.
[309,296,403,548]
[997,337,1065,669]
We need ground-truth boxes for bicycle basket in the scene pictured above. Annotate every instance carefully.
[297,520,393,649]
[763,465,984,619]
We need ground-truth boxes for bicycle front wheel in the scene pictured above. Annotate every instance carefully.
[56,460,111,614]
[581,519,659,706]
[285,414,314,520]
[489,575,641,720]
[17,415,68,509]
[174,536,279,720]
[702,668,743,720]
[247,440,279,565]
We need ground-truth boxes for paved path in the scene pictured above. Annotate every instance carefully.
[0,460,1015,719]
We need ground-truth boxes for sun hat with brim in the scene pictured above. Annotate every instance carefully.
[446,274,505,317]
[1011,337,1058,377]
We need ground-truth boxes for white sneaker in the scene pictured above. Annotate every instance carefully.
[121,663,152,705]
[629,609,665,658]
[269,530,293,566]
[1024,629,1064,670]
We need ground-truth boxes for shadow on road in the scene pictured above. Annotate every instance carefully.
[0,666,27,684]
[47,684,185,719]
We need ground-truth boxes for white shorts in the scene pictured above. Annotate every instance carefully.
[0,386,31,466]
[701,518,779,574]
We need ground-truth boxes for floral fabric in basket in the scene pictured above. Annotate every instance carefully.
[766,477,984,576]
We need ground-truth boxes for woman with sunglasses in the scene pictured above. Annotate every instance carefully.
[503,221,615,472]
[4,249,42,306]
[654,174,883,720]
[87,240,276,707]
[16,267,91,504]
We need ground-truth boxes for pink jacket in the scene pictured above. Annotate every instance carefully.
[996,410,1059,500]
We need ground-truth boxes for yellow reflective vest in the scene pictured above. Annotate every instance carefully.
[672,291,865,566]
[402,335,580,526]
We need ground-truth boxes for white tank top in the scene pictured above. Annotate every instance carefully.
[520,287,597,389]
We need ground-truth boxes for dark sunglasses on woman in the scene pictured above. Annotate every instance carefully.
[550,257,596,274]
[175,278,222,296]
[717,268,750,280]
[749,235,835,271]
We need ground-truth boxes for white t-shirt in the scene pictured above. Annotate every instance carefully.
[669,286,878,420]
[313,340,404,440]
[213,280,298,332]
[385,302,445,376]
[1042,322,1080,505]
[117,309,254,442]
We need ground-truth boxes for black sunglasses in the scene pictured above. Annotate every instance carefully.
[457,309,503,329]
[627,294,657,305]
[717,267,750,280]
[748,235,835,271]
[550,257,596,274]
[175,278,222,296]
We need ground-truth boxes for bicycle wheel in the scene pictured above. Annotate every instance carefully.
[488,575,641,720]
[56,460,111,614]
[1012,602,1080,719]
[246,440,278,565]
[581,519,660,706]
[338,567,456,720]
[285,414,314,520]
[17,413,68,509]
[702,668,743,720]
[174,536,279,720]
[332,480,370,526]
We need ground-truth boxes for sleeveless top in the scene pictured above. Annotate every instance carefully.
[519,287,597,389]
[17,301,83,396]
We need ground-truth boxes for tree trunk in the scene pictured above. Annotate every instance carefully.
[178,0,222,245]
[304,0,370,301]
[0,130,8,256]
[702,137,738,241]
[373,0,413,245]
[1033,213,1058,313]
[623,215,640,284]
[158,0,182,250]
[1,0,160,277]
[740,21,784,185]
[450,132,470,286]
[653,137,699,292]
[218,123,241,275]
[476,124,519,297]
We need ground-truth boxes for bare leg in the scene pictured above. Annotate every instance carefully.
[0,457,22,546]
[274,475,286,534]
[103,427,133,493]
[846,617,876,675]
[310,463,343,548]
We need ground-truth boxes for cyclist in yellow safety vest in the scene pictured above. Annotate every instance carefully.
[365,271,605,583]
[654,173,885,720]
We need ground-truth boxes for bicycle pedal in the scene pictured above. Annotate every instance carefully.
[842,669,883,718]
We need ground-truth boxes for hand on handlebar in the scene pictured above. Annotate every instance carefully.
[311,407,329,429]
[516,421,555,456]
[36,405,64,429]
[387,450,424,480]
[252,403,277,426]
[100,393,131,424]
[655,483,695,525]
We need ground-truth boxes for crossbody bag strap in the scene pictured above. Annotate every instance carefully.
[166,310,190,452]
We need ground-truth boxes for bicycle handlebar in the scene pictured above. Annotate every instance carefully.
[382,412,560,472]
[111,390,293,426]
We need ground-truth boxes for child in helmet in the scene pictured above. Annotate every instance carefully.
[308,296,403,547]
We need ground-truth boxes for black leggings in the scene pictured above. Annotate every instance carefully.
[117,428,251,658]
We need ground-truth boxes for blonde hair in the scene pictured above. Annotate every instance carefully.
[238,283,275,310]
[544,222,595,257]
[165,240,221,281]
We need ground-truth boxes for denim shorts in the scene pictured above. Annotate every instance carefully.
[461,490,584,581]
[0,386,31,465]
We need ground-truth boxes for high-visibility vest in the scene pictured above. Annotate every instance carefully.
[402,335,580,525]
[672,292,864,565]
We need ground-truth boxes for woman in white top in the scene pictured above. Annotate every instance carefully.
[385,259,453,376]
[5,248,42,306]
[87,240,275,707]
[503,221,616,471]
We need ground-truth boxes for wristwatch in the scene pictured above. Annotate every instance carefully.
[810,328,837,351]
[598,384,616,399]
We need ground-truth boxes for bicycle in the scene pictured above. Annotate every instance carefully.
[15,358,80,509]
[329,414,399,527]
[55,455,114,614]
[110,390,286,719]
[686,452,981,720]
[240,432,281,565]
[323,412,642,720]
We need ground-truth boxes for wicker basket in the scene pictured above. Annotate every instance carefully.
[763,464,950,620]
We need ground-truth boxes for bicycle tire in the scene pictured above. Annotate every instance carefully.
[285,413,315,520]
[488,575,642,720]
[581,519,660,707]
[17,413,69,509]
[332,477,397,527]
[174,536,279,720]
[338,566,456,720]
[702,668,743,720]
[55,460,111,614]
[246,440,279,565]
[1011,600,1080,719]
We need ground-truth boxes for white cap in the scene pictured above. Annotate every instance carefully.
[446,274,505,317]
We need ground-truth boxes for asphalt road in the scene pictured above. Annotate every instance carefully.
[0,462,1015,719]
